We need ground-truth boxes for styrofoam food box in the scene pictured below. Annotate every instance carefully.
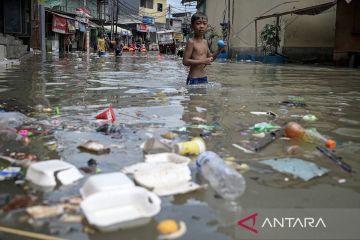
[122,162,202,196]
[80,187,161,231]
[26,160,83,187]
[80,172,135,199]
[144,153,190,165]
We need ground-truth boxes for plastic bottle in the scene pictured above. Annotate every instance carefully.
[302,128,336,149]
[196,151,246,201]
[285,122,336,149]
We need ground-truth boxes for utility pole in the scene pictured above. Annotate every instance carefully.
[227,0,230,53]
[39,2,45,60]
[115,0,119,35]
[83,0,90,56]
[167,4,171,30]
[111,0,114,40]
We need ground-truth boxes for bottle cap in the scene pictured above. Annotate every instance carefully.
[326,139,336,149]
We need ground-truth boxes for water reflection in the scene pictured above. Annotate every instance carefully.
[0,53,360,239]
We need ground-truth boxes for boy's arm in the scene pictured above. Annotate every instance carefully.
[183,40,212,66]
[208,45,224,60]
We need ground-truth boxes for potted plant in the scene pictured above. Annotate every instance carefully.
[259,23,283,63]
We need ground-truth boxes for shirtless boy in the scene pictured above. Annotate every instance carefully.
[183,12,223,85]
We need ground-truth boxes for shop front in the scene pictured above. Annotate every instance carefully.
[46,9,91,53]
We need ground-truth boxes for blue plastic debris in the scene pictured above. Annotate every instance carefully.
[260,158,329,181]
[0,167,21,181]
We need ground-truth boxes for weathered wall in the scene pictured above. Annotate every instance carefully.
[0,34,27,59]
[205,0,336,61]
[334,0,360,66]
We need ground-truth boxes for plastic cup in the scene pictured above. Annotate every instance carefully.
[174,138,206,155]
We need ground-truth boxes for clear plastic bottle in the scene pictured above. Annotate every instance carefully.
[302,129,336,149]
[285,122,336,149]
[196,151,246,201]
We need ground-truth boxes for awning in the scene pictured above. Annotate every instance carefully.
[255,1,337,20]
[104,25,132,36]
[89,21,101,28]
[46,9,76,20]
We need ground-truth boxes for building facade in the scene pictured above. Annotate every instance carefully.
[140,0,167,25]
[0,0,32,59]
[202,0,337,62]
[44,0,106,52]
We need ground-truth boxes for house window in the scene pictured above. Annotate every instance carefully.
[157,3,163,12]
[140,0,153,9]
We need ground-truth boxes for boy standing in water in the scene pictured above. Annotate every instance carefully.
[183,12,223,85]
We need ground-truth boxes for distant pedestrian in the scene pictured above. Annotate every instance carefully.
[114,38,123,56]
[97,32,107,56]
[182,12,224,85]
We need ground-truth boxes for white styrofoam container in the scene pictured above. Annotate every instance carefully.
[25,160,83,188]
[122,162,202,196]
[80,187,161,231]
[144,153,190,165]
[80,172,135,199]
[131,163,191,188]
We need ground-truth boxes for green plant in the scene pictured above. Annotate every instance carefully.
[260,23,281,55]
[206,25,221,49]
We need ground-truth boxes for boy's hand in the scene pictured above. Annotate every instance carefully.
[217,46,225,52]
[204,57,213,65]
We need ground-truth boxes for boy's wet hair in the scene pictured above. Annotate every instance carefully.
[191,12,208,25]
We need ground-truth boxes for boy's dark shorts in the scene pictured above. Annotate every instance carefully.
[186,76,208,85]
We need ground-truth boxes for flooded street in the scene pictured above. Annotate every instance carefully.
[0,52,360,240]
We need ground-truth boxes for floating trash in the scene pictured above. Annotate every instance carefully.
[232,144,254,154]
[0,167,21,181]
[95,104,116,123]
[302,114,318,122]
[251,122,280,133]
[26,205,64,219]
[250,111,278,117]
[122,162,201,196]
[141,137,172,154]
[2,195,36,211]
[157,219,187,239]
[77,140,111,155]
[80,172,135,199]
[145,153,190,165]
[80,187,161,231]
[26,160,83,190]
[260,158,329,181]
[161,132,178,140]
[174,138,206,156]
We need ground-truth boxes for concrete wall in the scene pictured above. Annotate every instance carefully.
[0,34,28,59]
[334,0,360,66]
[140,0,167,24]
[205,0,336,61]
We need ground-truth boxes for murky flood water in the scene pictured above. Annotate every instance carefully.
[0,52,360,240]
